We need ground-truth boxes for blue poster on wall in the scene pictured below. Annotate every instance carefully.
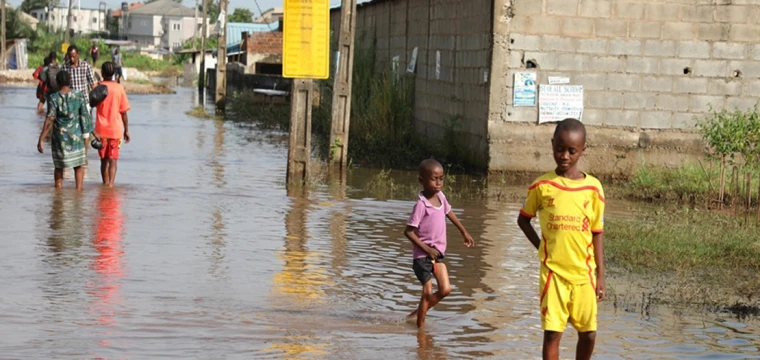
[513,72,537,107]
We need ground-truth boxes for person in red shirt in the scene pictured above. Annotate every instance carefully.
[93,61,131,187]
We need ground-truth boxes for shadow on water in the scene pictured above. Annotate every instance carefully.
[1,86,759,358]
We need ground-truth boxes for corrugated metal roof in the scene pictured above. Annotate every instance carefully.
[227,22,279,47]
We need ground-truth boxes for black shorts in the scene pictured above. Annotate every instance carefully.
[413,256,444,285]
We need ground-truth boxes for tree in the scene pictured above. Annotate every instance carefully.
[198,1,219,24]
[227,8,252,23]
[20,0,56,14]
[3,7,34,39]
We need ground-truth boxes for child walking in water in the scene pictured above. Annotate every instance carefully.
[405,159,475,328]
[517,118,606,360]
[93,61,131,187]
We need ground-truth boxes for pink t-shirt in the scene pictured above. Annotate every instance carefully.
[407,191,451,259]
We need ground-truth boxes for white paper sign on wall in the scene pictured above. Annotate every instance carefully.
[538,85,584,124]
[407,47,418,73]
[435,51,441,80]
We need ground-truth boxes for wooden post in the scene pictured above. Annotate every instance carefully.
[1,0,6,71]
[215,0,228,114]
[193,0,199,51]
[198,0,208,106]
[328,0,358,176]
[64,0,73,43]
[287,79,314,185]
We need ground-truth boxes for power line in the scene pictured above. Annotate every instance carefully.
[252,0,272,31]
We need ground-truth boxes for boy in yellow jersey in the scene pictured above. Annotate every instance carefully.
[517,118,606,360]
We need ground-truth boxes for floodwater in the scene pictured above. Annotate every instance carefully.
[1,85,758,359]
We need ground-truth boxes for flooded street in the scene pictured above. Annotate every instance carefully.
[1,85,759,359]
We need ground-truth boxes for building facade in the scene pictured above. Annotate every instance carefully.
[30,5,107,34]
[123,0,198,51]
[331,0,760,176]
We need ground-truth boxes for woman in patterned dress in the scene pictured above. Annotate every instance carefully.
[37,70,94,190]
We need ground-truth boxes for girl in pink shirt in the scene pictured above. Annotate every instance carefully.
[404,159,475,328]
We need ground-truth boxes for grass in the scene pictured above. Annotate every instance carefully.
[606,208,760,304]
[186,106,217,119]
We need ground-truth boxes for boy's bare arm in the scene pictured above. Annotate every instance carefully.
[593,233,605,301]
[517,214,541,249]
[446,212,475,247]
[121,112,130,142]
[404,225,440,259]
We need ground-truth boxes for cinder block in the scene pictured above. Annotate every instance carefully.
[708,79,743,96]
[694,60,728,78]
[595,19,628,38]
[630,22,662,39]
[624,92,656,110]
[610,39,642,56]
[655,94,690,112]
[646,3,681,21]
[561,17,594,37]
[639,111,673,129]
[715,5,749,23]
[579,0,611,18]
[713,42,747,60]
[542,35,577,52]
[529,16,562,35]
[730,25,760,43]
[661,58,693,76]
[743,80,760,97]
[573,73,607,91]
[578,38,608,54]
[504,107,538,122]
[729,61,760,77]
[627,57,660,74]
[509,51,524,68]
[675,78,708,94]
[513,0,543,15]
[615,2,645,20]
[644,40,677,57]
[681,5,714,23]
[726,97,760,111]
[588,91,624,109]
[510,34,541,51]
[557,54,590,71]
[752,45,760,60]
[698,24,730,42]
[672,113,700,129]
[547,0,579,16]
[524,51,558,70]
[690,95,727,112]
[510,15,531,33]
[662,23,697,40]
[607,74,642,91]
[678,41,711,59]
[642,76,673,92]
[605,110,639,127]
[590,55,626,72]
[582,108,605,126]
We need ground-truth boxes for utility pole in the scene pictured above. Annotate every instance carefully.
[198,0,208,106]
[328,0,358,177]
[64,0,73,43]
[286,79,314,185]
[1,0,6,71]
[193,0,198,51]
[215,0,228,114]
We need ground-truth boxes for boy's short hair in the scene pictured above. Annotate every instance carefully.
[418,158,443,177]
[56,70,71,87]
[553,118,586,143]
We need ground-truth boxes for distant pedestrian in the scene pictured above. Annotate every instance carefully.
[37,70,94,191]
[404,158,475,328]
[92,61,131,187]
[112,48,124,83]
[33,54,52,113]
[517,118,607,360]
[90,42,100,68]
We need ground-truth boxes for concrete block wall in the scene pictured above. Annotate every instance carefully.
[330,0,493,168]
[488,0,760,176]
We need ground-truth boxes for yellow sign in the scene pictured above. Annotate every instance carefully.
[61,43,70,53]
[283,0,330,79]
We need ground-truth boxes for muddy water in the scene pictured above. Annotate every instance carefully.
[1,85,758,359]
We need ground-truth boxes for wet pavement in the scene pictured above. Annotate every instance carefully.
[0,85,759,359]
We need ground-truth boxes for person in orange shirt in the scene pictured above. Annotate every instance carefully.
[93,62,131,187]
[517,118,606,360]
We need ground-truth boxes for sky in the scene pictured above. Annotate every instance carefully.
[6,0,352,14]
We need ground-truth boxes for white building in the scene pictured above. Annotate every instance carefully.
[123,0,199,52]
[30,4,107,35]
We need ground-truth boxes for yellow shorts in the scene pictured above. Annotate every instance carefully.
[539,265,597,332]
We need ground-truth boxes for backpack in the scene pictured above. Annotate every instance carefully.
[45,64,61,93]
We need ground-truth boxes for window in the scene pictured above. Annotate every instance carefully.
[73,16,77,21]
[128,20,132,29]
[92,17,97,23]
[173,23,180,31]
[173,42,180,49]
[141,21,147,26]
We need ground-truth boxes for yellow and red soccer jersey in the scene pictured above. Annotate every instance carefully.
[520,171,605,285]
